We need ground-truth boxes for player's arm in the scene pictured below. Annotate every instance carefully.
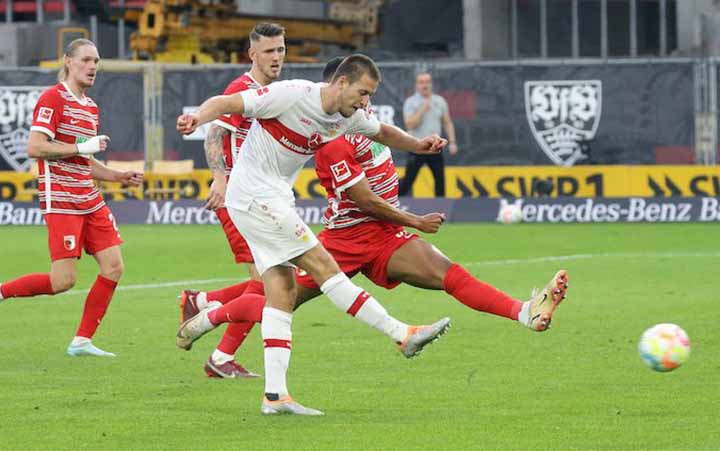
[204,123,229,210]
[27,131,108,159]
[177,94,245,135]
[89,158,143,186]
[345,178,445,234]
[371,123,447,155]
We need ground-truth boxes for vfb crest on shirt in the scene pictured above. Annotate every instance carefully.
[0,86,45,171]
[524,80,602,167]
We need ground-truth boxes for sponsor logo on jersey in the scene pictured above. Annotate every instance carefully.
[308,132,323,149]
[524,80,602,167]
[0,86,45,171]
[330,160,352,182]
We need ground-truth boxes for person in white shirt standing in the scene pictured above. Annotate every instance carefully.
[176,54,446,416]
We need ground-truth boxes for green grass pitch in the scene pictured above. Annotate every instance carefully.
[1,223,719,450]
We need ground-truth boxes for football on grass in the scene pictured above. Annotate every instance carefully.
[638,323,690,372]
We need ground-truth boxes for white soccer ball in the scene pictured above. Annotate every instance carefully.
[638,323,691,372]
[498,203,523,224]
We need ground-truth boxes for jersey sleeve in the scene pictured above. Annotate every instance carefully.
[213,79,250,131]
[316,137,366,192]
[240,80,312,119]
[30,89,62,139]
[345,108,381,137]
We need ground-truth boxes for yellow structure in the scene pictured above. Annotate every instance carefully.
[129,0,360,63]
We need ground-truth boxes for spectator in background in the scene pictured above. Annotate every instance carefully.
[399,72,458,197]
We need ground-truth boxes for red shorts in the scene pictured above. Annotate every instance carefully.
[296,221,418,290]
[45,205,123,261]
[215,206,254,264]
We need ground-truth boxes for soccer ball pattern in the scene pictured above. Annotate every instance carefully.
[638,323,690,372]
[498,204,523,224]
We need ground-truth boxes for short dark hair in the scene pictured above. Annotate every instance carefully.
[249,22,285,42]
[322,56,345,82]
[331,54,381,84]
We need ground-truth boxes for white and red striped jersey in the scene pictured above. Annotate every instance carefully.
[30,82,103,215]
[212,72,260,176]
[316,135,399,229]
[226,79,381,211]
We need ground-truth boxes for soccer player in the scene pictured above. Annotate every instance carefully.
[177,54,448,416]
[176,57,570,381]
[179,22,288,379]
[0,39,143,356]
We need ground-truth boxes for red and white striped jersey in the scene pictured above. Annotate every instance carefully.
[226,79,381,211]
[316,134,399,229]
[30,82,103,215]
[212,72,260,176]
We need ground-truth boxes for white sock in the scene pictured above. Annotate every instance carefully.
[518,301,530,325]
[320,273,408,343]
[0,283,4,300]
[71,336,91,346]
[261,307,292,397]
[211,349,234,364]
[195,292,209,310]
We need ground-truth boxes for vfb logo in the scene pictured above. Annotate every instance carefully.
[524,80,602,167]
[0,86,45,171]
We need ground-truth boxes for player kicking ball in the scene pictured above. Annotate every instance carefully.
[178,54,452,415]
[178,56,567,414]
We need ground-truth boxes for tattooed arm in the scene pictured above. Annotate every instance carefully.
[204,124,229,210]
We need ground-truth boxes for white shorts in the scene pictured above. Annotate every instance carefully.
[227,199,319,275]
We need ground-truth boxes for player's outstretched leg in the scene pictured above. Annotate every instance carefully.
[398,317,451,359]
[176,302,222,350]
[518,270,569,331]
[261,395,324,416]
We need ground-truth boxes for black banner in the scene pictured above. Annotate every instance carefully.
[161,61,694,168]
[0,69,144,171]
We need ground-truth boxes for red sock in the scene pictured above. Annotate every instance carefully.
[75,275,118,338]
[208,293,265,325]
[443,264,522,320]
[216,321,255,355]
[1,273,54,299]
[207,281,251,304]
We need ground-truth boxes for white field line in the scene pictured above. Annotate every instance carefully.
[58,251,720,296]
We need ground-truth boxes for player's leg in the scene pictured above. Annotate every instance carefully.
[65,244,122,357]
[397,153,423,196]
[385,238,569,330]
[428,154,446,197]
[292,244,412,346]
[67,207,124,357]
[1,214,83,300]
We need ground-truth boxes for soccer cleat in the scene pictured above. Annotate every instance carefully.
[66,341,116,357]
[522,269,569,332]
[204,357,261,379]
[260,396,324,416]
[398,317,451,359]
[179,289,201,324]
[176,302,221,350]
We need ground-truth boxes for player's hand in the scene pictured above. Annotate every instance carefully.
[177,114,200,135]
[415,134,447,155]
[415,212,446,234]
[449,143,458,155]
[117,170,144,187]
[77,135,110,155]
[205,176,227,211]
